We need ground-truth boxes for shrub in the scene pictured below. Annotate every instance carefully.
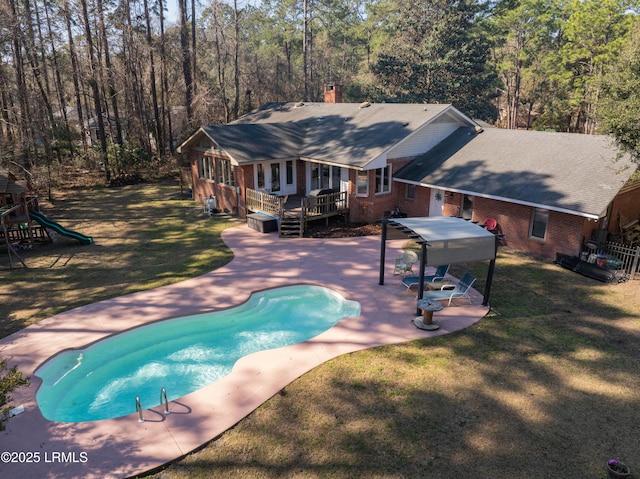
[0,356,29,431]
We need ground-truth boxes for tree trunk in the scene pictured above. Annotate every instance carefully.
[97,0,124,146]
[7,0,34,159]
[144,0,164,156]
[303,0,308,101]
[158,0,175,154]
[191,0,197,107]
[62,0,88,154]
[45,0,74,156]
[213,1,230,122]
[233,0,240,120]
[80,0,110,181]
[179,0,193,124]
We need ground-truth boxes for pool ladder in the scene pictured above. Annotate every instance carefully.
[160,386,171,415]
[135,395,144,423]
[135,387,171,423]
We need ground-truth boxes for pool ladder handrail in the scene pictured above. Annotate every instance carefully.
[160,386,171,415]
[135,388,170,423]
[135,395,144,423]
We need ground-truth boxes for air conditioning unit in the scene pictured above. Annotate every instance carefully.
[205,196,218,216]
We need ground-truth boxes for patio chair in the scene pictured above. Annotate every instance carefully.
[394,250,419,276]
[402,265,450,289]
[420,272,476,306]
[482,218,497,231]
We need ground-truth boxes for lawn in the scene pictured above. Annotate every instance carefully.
[152,250,640,479]
[1,179,639,479]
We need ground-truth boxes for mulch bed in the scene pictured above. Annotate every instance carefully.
[305,219,381,238]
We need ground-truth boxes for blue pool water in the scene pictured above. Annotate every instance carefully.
[35,285,361,422]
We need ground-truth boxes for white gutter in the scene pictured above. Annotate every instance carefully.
[393,178,603,220]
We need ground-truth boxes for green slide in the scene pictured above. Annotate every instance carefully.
[29,211,94,245]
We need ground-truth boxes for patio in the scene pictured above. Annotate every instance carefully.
[0,224,488,479]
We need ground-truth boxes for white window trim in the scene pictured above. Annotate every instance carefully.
[529,208,549,241]
[198,155,215,181]
[405,183,415,200]
[375,165,392,195]
[356,170,369,197]
[218,158,234,186]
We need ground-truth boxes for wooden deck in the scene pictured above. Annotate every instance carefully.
[245,188,349,237]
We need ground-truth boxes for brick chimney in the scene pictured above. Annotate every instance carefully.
[324,84,343,103]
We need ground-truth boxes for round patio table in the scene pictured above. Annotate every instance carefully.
[414,299,443,330]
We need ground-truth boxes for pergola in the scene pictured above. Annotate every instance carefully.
[379,216,500,308]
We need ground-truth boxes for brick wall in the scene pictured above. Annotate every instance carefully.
[397,183,431,217]
[190,151,213,204]
[189,151,243,215]
[348,168,396,222]
[396,185,589,258]
[443,192,462,217]
[348,157,416,223]
[468,196,585,258]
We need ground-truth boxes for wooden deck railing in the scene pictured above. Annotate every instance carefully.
[246,189,286,217]
[246,188,349,236]
[302,191,348,219]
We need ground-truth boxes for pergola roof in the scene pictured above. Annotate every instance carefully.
[379,216,499,307]
[389,216,496,266]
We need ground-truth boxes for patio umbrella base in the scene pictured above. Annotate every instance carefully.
[413,317,440,330]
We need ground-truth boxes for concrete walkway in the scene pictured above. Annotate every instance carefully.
[0,225,489,478]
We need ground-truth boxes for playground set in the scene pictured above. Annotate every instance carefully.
[0,172,93,268]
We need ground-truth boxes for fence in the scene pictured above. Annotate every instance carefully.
[584,241,640,280]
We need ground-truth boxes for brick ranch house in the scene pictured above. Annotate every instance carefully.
[178,85,640,259]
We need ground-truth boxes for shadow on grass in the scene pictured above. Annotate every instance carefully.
[151,250,640,479]
[0,181,236,338]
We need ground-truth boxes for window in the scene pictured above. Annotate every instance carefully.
[198,155,214,181]
[309,162,341,191]
[218,158,234,186]
[530,208,549,240]
[286,160,294,186]
[375,165,391,194]
[256,164,265,189]
[461,194,474,220]
[310,163,320,190]
[321,164,330,188]
[270,162,281,192]
[356,170,368,196]
[406,183,415,200]
[331,166,341,190]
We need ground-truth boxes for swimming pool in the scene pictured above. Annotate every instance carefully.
[35,284,361,422]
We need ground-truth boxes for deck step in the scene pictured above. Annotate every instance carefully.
[279,213,303,238]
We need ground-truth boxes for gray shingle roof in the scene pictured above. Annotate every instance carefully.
[229,102,455,168]
[395,127,636,218]
[202,123,304,162]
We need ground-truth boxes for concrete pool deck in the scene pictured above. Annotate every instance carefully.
[0,225,489,479]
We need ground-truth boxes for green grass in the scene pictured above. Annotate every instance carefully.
[0,179,239,337]
[151,252,640,479]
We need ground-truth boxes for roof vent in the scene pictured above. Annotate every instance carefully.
[359,101,371,109]
[295,102,305,108]
[474,125,484,134]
